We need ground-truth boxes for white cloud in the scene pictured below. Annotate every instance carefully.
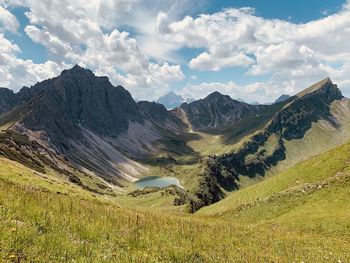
[0,32,19,53]
[154,4,350,99]
[179,79,309,104]
[2,0,350,102]
[0,6,19,33]
[25,25,76,61]
[0,0,185,100]
[189,51,255,71]
[0,33,63,90]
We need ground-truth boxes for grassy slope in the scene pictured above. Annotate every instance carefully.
[197,140,350,237]
[0,104,27,131]
[1,158,350,262]
[272,98,350,173]
[134,98,350,210]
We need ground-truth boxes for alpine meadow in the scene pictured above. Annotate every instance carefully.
[1,1,350,262]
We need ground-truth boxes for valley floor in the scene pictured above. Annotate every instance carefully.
[1,140,350,262]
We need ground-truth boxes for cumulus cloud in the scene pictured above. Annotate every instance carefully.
[0,0,185,99]
[1,0,350,102]
[189,51,255,71]
[156,4,350,99]
[179,79,306,104]
[0,33,63,90]
[0,5,19,33]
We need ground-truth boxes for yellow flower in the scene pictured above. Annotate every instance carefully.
[11,228,17,233]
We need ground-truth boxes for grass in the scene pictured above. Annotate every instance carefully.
[1,150,350,262]
[197,141,350,245]
[0,104,27,132]
[1,96,350,261]
[1,166,349,262]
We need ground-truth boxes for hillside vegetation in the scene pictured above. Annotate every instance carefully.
[198,140,350,234]
[1,138,350,262]
[1,70,350,262]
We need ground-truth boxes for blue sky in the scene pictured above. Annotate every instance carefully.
[205,0,345,22]
[0,0,349,103]
[173,0,346,95]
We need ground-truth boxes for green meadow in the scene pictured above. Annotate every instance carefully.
[1,137,350,262]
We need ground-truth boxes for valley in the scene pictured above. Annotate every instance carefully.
[1,67,350,262]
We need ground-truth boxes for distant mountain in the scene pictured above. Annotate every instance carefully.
[274,94,291,103]
[250,101,261,105]
[156,91,185,109]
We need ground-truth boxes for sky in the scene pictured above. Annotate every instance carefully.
[0,0,349,103]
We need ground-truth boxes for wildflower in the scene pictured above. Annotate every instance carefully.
[10,228,17,233]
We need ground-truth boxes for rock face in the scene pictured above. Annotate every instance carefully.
[0,87,34,114]
[156,91,185,109]
[0,88,15,114]
[0,65,186,183]
[21,66,144,150]
[0,66,344,193]
[137,101,185,131]
[267,78,342,140]
[180,91,267,132]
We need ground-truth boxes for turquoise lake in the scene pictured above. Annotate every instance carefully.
[135,176,183,189]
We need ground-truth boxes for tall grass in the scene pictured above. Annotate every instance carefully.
[1,176,350,262]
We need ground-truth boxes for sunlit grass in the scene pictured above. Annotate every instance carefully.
[1,156,350,262]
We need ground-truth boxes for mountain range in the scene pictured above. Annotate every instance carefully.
[2,65,350,261]
[0,66,349,210]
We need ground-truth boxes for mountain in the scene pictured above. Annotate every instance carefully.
[0,65,186,185]
[188,77,348,211]
[156,91,185,109]
[250,100,261,105]
[274,94,291,103]
[236,97,246,103]
[179,91,268,133]
[1,67,349,213]
[0,88,15,114]
[1,68,350,261]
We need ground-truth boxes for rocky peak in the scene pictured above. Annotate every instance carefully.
[268,77,343,140]
[60,65,94,77]
[20,65,143,150]
[156,91,185,109]
[180,91,263,132]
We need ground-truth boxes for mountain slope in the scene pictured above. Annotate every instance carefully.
[1,153,349,262]
[198,139,350,235]
[188,78,349,211]
[179,91,272,133]
[1,68,349,212]
[0,66,187,186]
